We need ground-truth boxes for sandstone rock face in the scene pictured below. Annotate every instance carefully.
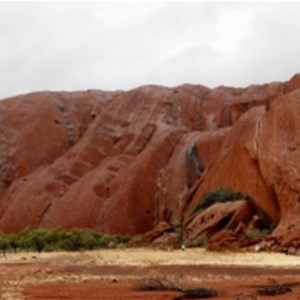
[185,106,279,222]
[257,90,300,243]
[185,76,300,251]
[0,90,113,230]
[143,221,174,243]
[1,74,300,252]
[157,128,230,224]
[0,85,211,233]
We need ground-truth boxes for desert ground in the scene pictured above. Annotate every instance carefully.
[1,248,300,299]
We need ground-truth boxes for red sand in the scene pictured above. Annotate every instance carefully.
[1,249,300,299]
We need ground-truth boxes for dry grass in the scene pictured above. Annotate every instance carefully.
[232,293,258,300]
[2,248,300,269]
[257,283,292,296]
[174,287,219,299]
[135,275,181,291]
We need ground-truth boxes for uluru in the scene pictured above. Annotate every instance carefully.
[2,74,300,253]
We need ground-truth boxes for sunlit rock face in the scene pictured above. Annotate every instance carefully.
[1,74,300,253]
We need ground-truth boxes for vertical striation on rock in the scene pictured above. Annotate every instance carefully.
[1,73,300,253]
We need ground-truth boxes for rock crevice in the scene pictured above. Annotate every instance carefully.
[1,75,300,253]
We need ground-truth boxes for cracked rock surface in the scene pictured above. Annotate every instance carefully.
[1,75,300,250]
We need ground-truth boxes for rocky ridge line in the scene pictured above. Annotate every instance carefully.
[1,75,300,253]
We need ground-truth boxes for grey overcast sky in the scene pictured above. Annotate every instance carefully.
[1,1,300,99]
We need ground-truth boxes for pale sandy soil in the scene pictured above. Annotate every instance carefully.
[1,248,300,268]
[1,248,300,299]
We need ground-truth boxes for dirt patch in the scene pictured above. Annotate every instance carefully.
[24,281,178,300]
[1,249,300,299]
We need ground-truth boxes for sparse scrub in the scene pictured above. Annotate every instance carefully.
[112,234,132,245]
[233,293,257,300]
[255,208,277,231]
[245,229,271,240]
[7,233,18,253]
[175,287,219,299]
[0,233,9,255]
[172,218,184,246]
[187,236,209,248]
[0,228,132,253]
[257,283,292,296]
[173,218,183,229]
[136,275,181,291]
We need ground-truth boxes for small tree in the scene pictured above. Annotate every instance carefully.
[95,233,111,248]
[7,234,19,253]
[17,229,33,250]
[0,233,9,256]
[112,234,131,246]
[27,230,49,253]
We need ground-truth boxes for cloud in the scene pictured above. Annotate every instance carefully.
[236,2,300,84]
[0,2,300,99]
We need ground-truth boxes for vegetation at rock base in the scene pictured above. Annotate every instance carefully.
[255,208,277,232]
[0,228,132,254]
[244,228,271,240]
[171,217,184,246]
[189,187,278,250]
[186,235,210,248]
[193,187,247,213]
[0,232,9,255]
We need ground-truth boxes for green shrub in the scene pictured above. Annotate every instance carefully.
[0,228,132,253]
[17,229,35,250]
[7,234,19,253]
[95,233,111,248]
[0,232,9,255]
[194,188,246,213]
[112,234,132,245]
[27,230,48,252]
[173,218,183,229]
[245,228,271,240]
